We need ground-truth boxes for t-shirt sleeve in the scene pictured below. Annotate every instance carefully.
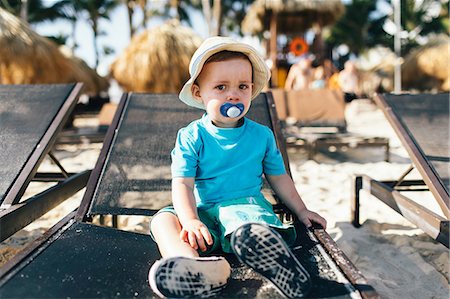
[171,128,199,178]
[263,127,286,175]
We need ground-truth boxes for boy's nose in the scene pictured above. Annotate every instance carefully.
[226,92,239,102]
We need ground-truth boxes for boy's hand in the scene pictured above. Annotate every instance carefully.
[298,210,327,230]
[179,219,213,252]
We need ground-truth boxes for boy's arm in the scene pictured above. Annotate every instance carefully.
[172,177,213,251]
[266,173,327,229]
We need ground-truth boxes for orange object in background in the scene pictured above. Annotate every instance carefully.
[328,73,341,90]
[289,38,309,57]
[277,67,288,88]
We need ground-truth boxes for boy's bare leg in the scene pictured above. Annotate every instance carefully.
[149,213,231,298]
[151,212,199,258]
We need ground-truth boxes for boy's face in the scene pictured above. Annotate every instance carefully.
[192,58,253,128]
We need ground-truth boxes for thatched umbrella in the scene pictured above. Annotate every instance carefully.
[241,0,344,87]
[402,38,450,91]
[0,8,108,96]
[59,46,109,96]
[242,0,345,35]
[110,19,203,93]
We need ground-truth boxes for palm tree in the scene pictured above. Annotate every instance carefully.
[122,0,148,38]
[64,0,119,69]
[0,0,70,24]
[0,0,74,44]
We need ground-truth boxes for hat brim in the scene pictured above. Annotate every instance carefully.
[179,40,270,110]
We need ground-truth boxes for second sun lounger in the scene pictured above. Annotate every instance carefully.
[351,93,449,248]
[0,83,90,242]
[273,88,390,161]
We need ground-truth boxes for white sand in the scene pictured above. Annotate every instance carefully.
[289,100,449,298]
[1,100,448,298]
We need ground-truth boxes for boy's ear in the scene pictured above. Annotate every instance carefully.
[191,83,202,101]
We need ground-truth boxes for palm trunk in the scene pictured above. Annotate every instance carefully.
[212,0,221,36]
[70,19,77,50]
[92,19,100,69]
[201,0,212,36]
[169,0,179,19]
[140,0,148,29]
[20,0,28,22]
[126,0,135,37]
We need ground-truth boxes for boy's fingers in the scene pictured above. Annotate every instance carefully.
[196,235,207,252]
[200,227,213,245]
[188,231,198,250]
[303,218,312,228]
[310,213,327,229]
[299,213,312,228]
[179,230,188,242]
[194,230,207,252]
[319,217,327,229]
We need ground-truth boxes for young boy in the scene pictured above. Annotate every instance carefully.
[149,36,327,299]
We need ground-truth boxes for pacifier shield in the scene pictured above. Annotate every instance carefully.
[220,103,244,118]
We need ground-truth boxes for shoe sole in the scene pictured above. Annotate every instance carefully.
[231,223,311,298]
[148,256,230,298]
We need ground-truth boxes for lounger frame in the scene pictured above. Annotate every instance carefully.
[351,93,449,248]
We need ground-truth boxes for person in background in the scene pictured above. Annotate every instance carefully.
[310,65,326,89]
[284,54,314,90]
[338,60,361,102]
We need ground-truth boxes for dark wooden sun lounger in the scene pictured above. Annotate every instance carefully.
[351,93,449,248]
[272,89,390,161]
[0,92,378,298]
[0,84,90,242]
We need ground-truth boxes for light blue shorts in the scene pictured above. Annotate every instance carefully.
[150,195,297,254]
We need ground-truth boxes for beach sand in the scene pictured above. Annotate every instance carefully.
[0,100,448,298]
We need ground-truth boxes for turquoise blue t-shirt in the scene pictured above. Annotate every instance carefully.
[171,114,286,209]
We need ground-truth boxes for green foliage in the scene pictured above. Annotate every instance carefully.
[0,0,70,23]
[398,0,449,53]
[46,33,68,45]
[326,0,386,55]
[327,0,449,56]
[220,0,254,35]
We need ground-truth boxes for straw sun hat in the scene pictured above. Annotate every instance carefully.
[179,36,271,109]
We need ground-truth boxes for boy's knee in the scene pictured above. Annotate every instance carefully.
[150,212,179,235]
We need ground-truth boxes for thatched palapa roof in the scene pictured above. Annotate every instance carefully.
[242,0,345,35]
[402,38,450,91]
[0,8,108,95]
[110,20,203,93]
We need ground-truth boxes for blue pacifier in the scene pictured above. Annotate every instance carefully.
[220,103,244,118]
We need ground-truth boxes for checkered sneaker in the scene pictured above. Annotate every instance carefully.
[231,223,311,298]
[148,256,231,298]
